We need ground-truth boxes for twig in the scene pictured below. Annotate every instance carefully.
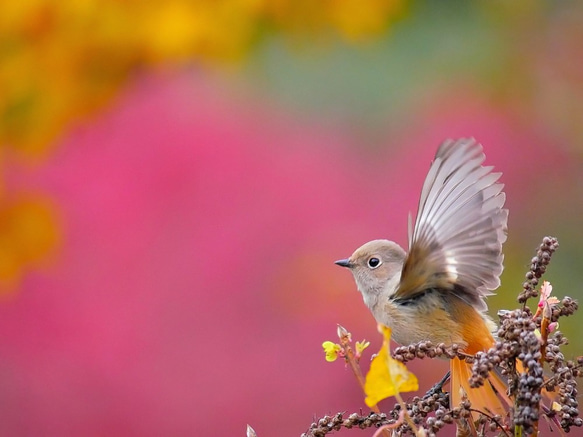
[337,326,393,437]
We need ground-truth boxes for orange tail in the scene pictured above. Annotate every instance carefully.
[451,357,559,419]
[451,357,511,418]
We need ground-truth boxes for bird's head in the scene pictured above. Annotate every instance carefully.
[335,239,406,306]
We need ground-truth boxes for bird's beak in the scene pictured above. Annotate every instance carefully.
[334,258,353,268]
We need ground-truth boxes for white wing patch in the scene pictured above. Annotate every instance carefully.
[445,252,458,281]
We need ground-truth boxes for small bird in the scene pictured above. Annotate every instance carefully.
[335,138,510,416]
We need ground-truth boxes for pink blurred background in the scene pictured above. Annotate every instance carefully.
[1,2,583,436]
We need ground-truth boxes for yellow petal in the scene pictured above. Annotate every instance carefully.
[322,341,336,350]
[387,354,419,392]
[378,323,392,340]
[364,325,418,407]
[356,340,370,354]
[322,341,341,362]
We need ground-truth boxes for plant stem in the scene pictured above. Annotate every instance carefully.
[342,342,392,437]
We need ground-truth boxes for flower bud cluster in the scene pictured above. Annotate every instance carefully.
[518,236,559,303]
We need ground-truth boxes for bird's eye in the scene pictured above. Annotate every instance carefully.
[367,257,381,269]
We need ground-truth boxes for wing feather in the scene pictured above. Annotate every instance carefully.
[397,138,508,310]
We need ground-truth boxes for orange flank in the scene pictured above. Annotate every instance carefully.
[449,300,511,417]
[451,299,496,355]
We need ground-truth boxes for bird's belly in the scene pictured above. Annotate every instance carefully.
[380,294,466,347]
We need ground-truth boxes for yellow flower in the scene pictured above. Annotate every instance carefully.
[364,325,418,407]
[322,341,342,362]
[355,340,370,356]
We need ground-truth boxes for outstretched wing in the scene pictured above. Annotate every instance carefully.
[394,138,508,311]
